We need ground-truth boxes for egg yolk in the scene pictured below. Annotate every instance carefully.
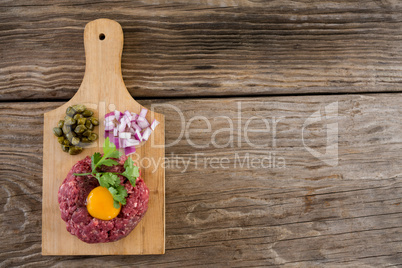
[86,186,121,220]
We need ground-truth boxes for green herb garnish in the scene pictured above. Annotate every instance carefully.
[74,137,140,208]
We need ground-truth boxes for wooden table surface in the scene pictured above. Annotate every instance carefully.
[1,1,401,267]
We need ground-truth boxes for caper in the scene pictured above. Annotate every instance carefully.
[69,146,83,155]
[65,134,72,142]
[71,137,80,146]
[85,119,93,130]
[66,106,76,117]
[57,120,64,128]
[72,104,86,114]
[56,104,98,154]
[62,124,71,134]
[64,116,76,125]
[82,110,93,117]
[65,132,76,142]
[90,117,99,126]
[57,136,65,144]
[77,118,86,125]
[61,144,69,152]
[74,125,87,134]
[53,127,63,137]
[79,138,91,147]
[73,114,84,120]
[82,130,92,137]
[88,133,98,141]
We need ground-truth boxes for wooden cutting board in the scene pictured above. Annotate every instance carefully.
[42,19,165,255]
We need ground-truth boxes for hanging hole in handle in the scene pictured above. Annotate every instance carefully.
[99,33,105,41]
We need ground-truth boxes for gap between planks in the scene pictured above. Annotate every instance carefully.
[1,90,401,103]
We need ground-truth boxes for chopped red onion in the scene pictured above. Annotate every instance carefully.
[131,122,141,132]
[134,129,143,141]
[137,117,150,129]
[125,138,140,147]
[119,138,124,149]
[139,108,148,119]
[119,132,131,139]
[142,127,152,141]
[150,119,160,131]
[114,110,123,121]
[104,108,159,155]
[118,119,127,132]
[105,112,115,118]
[105,121,114,131]
[114,110,120,120]
[130,113,138,121]
[124,110,131,119]
[124,146,136,156]
[105,117,114,124]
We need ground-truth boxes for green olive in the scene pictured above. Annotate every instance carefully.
[57,120,64,128]
[82,110,93,117]
[63,139,70,146]
[61,144,69,152]
[81,137,89,143]
[53,127,63,137]
[69,146,83,155]
[74,125,87,134]
[66,106,76,117]
[64,116,76,125]
[73,114,84,120]
[88,133,98,142]
[72,104,86,114]
[90,117,99,126]
[57,136,65,144]
[77,118,86,125]
[82,130,92,137]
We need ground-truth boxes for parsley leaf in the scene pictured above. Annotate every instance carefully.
[74,137,139,210]
[99,158,119,167]
[99,172,119,188]
[94,173,103,186]
[91,152,102,171]
[109,185,127,208]
[92,138,122,172]
[121,157,140,186]
[103,138,122,160]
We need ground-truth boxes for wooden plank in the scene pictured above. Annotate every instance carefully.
[42,19,165,255]
[0,94,401,266]
[1,1,402,100]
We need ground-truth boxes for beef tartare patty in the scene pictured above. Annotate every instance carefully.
[58,156,149,243]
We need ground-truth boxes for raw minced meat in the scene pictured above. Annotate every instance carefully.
[58,155,149,243]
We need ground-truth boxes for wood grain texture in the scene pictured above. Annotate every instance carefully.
[1,94,401,266]
[2,0,402,100]
[42,19,165,255]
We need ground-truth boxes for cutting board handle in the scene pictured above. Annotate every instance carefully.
[78,19,129,99]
